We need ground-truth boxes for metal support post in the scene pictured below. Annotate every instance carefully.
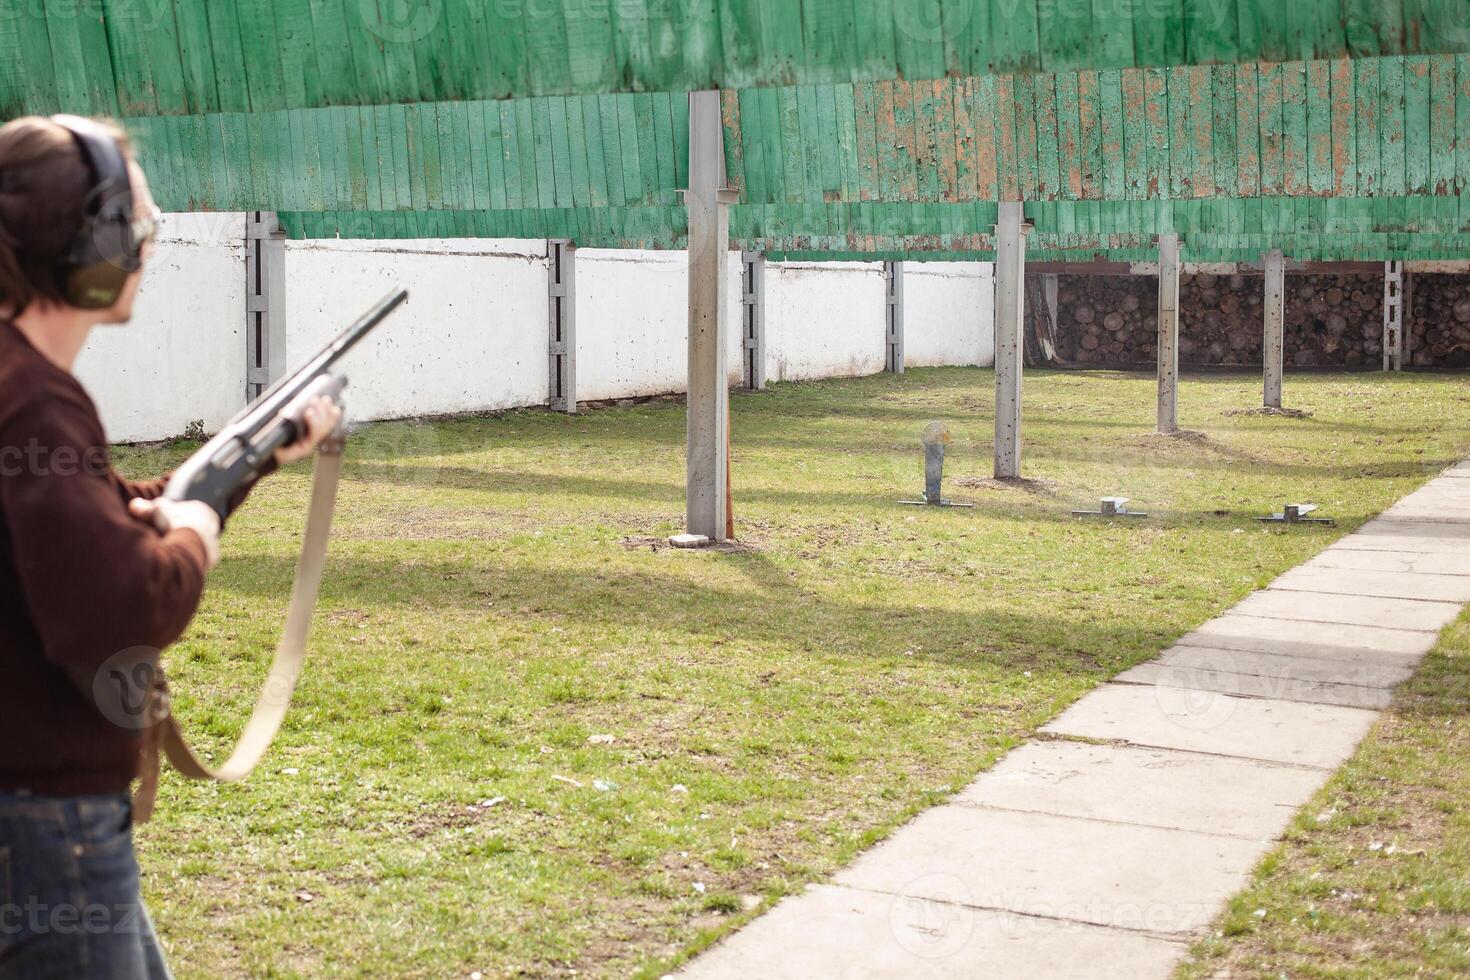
[1383,261,1404,371]
[683,91,737,542]
[741,251,766,390]
[1157,233,1181,434]
[885,260,905,374]
[244,211,287,404]
[548,239,577,412]
[994,203,1027,478]
[1263,248,1285,408]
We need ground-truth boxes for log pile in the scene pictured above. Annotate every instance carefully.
[1050,273,1408,368]
[1408,274,1470,368]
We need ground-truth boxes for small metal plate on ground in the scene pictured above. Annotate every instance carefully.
[898,496,975,508]
[1258,503,1334,525]
[669,533,713,549]
[1073,496,1148,518]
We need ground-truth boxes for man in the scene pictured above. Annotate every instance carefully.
[0,116,339,978]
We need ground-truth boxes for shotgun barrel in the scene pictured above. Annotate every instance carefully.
[164,289,409,519]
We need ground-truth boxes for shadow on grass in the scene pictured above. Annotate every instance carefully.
[213,552,1173,678]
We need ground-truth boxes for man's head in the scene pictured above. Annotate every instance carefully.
[0,115,157,325]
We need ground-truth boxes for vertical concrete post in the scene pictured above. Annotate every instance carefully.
[741,251,766,390]
[1156,233,1181,434]
[1383,261,1405,371]
[993,202,1026,478]
[244,211,287,404]
[1263,248,1285,409]
[884,260,905,373]
[548,239,577,413]
[684,91,735,542]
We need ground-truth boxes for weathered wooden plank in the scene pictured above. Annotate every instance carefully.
[1429,55,1456,193]
[972,73,1000,200]
[1281,61,1310,195]
[1329,58,1357,197]
[1258,61,1284,195]
[1121,68,1148,199]
[1188,65,1215,197]
[1379,56,1408,196]
[1042,72,1068,199]
[1458,55,1470,194]
[1098,68,1126,200]
[1167,65,1192,197]
[1354,58,1381,194]
[1306,59,1335,194]
[1403,56,1431,194]
[1012,72,1039,198]
[995,74,1020,199]
[1077,69,1103,199]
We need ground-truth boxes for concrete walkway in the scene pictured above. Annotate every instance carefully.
[678,461,1470,979]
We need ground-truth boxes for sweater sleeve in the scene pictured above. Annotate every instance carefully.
[114,457,280,515]
[1,401,208,688]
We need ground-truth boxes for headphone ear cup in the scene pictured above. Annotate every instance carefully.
[64,210,140,309]
[66,259,131,310]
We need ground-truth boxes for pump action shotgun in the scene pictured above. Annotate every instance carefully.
[164,289,409,519]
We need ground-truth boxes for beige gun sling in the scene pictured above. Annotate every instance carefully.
[134,443,344,821]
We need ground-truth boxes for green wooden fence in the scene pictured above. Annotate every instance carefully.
[9,2,1470,259]
[4,1,1468,119]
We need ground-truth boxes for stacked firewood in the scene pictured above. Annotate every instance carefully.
[1051,273,1410,368]
[1408,274,1470,368]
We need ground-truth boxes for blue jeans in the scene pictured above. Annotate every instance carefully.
[0,792,170,979]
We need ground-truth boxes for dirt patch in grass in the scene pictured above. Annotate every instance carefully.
[1223,407,1315,419]
[619,535,761,555]
[953,475,1059,496]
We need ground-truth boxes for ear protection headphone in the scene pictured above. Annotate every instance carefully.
[50,114,143,310]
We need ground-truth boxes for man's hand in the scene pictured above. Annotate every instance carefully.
[275,395,344,467]
[129,498,222,570]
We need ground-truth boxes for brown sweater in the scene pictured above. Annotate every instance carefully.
[1,320,216,795]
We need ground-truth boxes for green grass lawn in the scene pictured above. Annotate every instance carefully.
[111,368,1470,978]
[1178,609,1470,979]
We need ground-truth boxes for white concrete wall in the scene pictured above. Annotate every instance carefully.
[282,237,549,421]
[904,263,995,368]
[765,262,888,382]
[79,217,995,442]
[75,212,248,444]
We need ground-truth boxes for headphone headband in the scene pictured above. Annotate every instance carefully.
[50,114,141,309]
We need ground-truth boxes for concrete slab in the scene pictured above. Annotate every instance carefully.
[1307,548,1470,577]
[1116,661,1394,710]
[834,806,1263,936]
[1040,683,1381,769]
[676,884,1188,980]
[1269,566,1470,603]
[1346,519,1470,552]
[1233,589,1461,632]
[1381,500,1470,523]
[1156,644,1415,690]
[1182,614,1437,660]
[955,741,1330,839]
